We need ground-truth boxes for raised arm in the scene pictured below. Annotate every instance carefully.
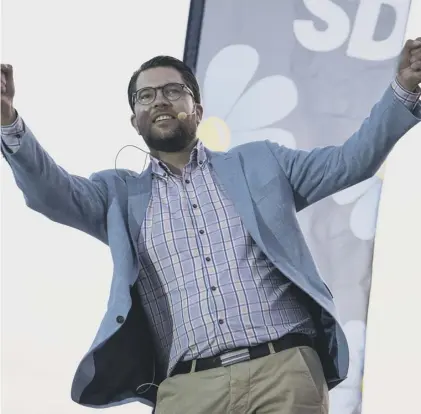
[266,40,421,211]
[1,64,108,243]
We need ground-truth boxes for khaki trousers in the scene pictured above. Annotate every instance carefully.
[155,346,329,414]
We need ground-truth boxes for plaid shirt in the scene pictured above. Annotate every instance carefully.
[2,79,420,378]
[137,142,317,375]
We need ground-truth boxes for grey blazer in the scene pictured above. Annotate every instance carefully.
[2,85,420,410]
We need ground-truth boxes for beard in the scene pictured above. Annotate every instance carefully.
[141,119,197,153]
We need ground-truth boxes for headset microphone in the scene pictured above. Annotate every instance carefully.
[177,106,196,120]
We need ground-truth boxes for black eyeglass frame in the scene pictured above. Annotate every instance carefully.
[131,82,195,107]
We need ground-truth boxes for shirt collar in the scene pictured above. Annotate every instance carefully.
[150,140,207,178]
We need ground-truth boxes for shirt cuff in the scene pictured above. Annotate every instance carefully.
[391,77,421,112]
[1,114,25,152]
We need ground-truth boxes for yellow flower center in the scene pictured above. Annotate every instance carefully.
[197,117,231,151]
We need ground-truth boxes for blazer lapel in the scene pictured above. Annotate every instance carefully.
[209,151,264,248]
[126,166,152,258]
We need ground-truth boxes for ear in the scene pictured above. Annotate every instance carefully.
[195,103,204,125]
[130,114,140,134]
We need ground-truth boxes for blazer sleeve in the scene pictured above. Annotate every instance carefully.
[266,85,421,211]
[2,122,109,244]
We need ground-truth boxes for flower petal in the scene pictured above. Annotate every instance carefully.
[350,180,382,240]
[226,75,298,131]
[231,128,296,149]
[332,177,378,205]
[203,45,259,119]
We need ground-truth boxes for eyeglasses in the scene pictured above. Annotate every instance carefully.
[132,82,194,106]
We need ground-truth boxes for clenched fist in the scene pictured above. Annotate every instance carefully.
[397,38,421,92]
[1,64,17,126]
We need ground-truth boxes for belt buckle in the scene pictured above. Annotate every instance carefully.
[219,348,251,367]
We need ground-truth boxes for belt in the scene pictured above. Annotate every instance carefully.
[171,333,314,377]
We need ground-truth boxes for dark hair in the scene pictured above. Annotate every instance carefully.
[127,56,201,113]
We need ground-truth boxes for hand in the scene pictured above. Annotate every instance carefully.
[1,63,17,125]
[396,38,421,92]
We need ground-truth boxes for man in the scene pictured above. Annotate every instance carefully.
[1,38,421,414]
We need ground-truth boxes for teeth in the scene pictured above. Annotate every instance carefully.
[155,115,173,122]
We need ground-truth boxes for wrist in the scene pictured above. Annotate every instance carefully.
[396,75,417,93]
[1,107,17,126]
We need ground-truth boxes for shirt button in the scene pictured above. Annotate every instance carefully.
[193,204,198,209]
[211,286,217,291]
[116,315,125,324]
[218,319,224,325]
[205,257,211,262]
[198,161,203,165]
[16,134,21,139]
[199,229,205,235]
[185,179,190,184]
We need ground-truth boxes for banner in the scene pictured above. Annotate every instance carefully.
[184,1,411,413]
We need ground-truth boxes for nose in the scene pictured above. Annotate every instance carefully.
[153,88,171,107]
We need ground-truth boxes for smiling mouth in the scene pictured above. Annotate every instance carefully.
[154,115,176,123]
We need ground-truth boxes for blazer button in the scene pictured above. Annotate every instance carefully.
[116,315,125,324]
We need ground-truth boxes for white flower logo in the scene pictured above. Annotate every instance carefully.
[197,44,298,151]
[329,320,366,414]
[332,165,385,240]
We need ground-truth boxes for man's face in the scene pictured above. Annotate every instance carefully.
[131,67,203,153]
